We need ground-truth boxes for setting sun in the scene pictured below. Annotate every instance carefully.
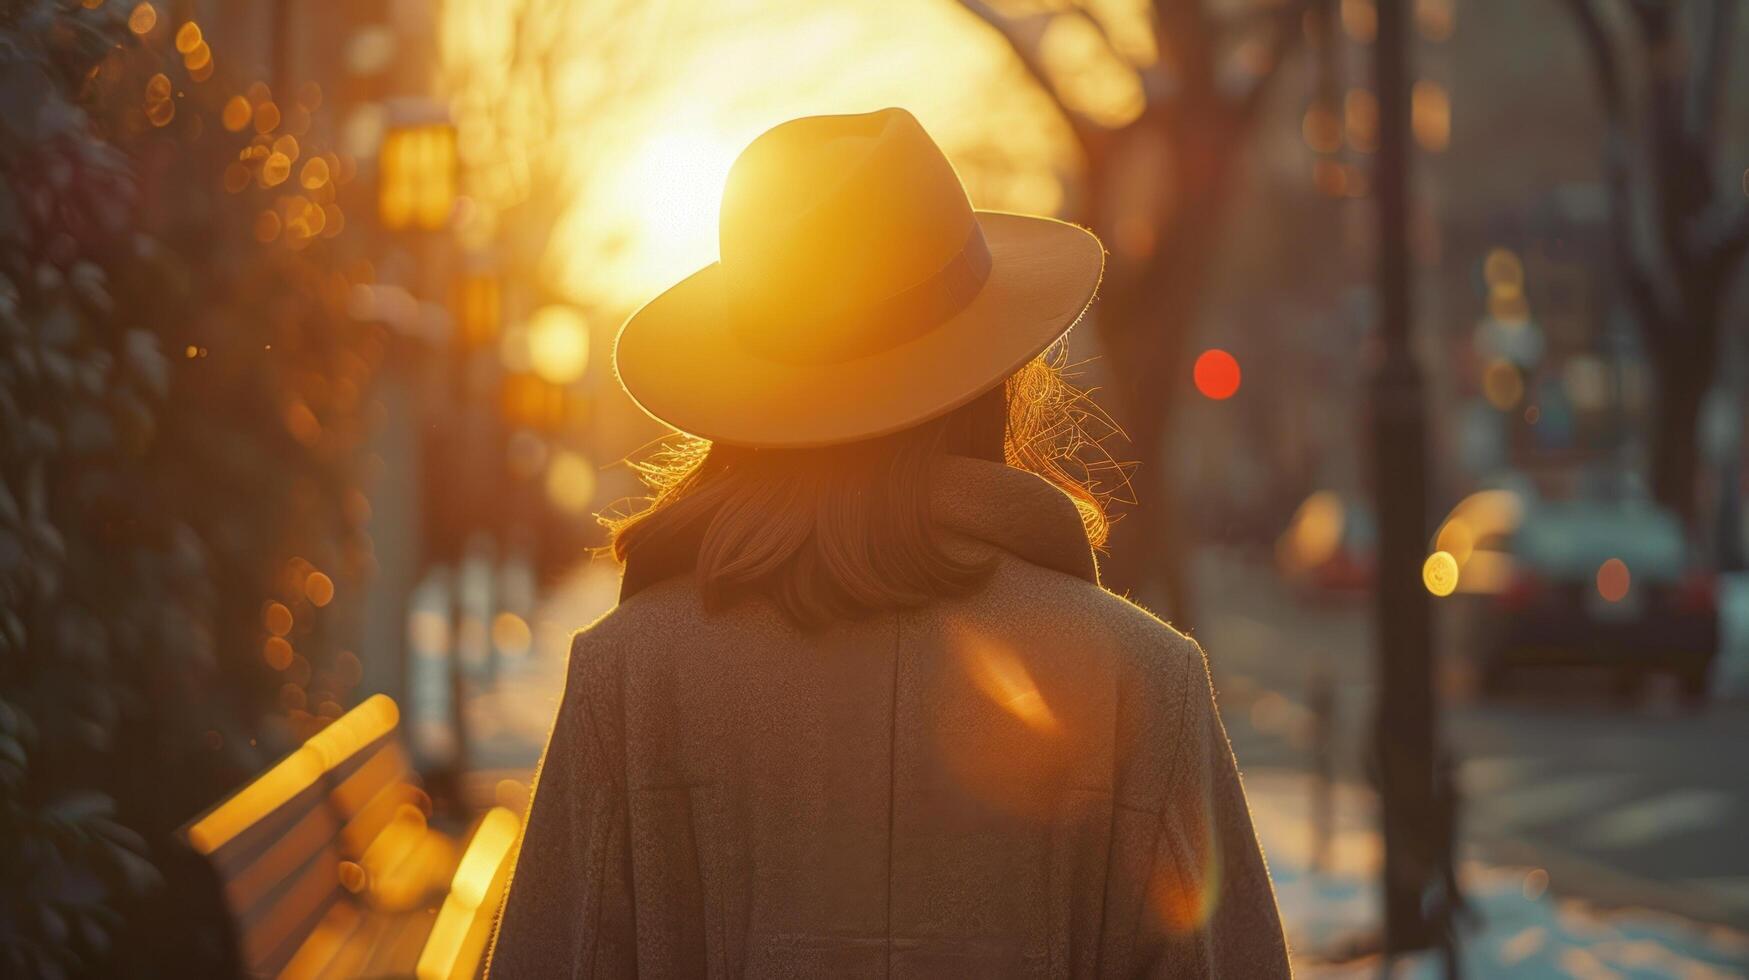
[608,128,739,281]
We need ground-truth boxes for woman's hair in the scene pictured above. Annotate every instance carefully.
[602,350,1119,628]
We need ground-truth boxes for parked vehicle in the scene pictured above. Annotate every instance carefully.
[1436,490,1718,701]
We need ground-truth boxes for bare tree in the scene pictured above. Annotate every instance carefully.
[954,0,1327,619]
[442,0,682,279]
[1562,0,1749,530]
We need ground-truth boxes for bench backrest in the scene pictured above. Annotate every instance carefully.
[185,696,413,977]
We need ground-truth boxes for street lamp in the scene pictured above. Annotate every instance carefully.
[379,99,456,233]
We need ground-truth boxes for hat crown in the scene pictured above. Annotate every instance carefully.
[718,109,984,363]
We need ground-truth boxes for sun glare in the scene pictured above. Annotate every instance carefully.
[612,128,738,278]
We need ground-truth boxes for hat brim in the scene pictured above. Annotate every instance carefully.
[613,211,1105,449]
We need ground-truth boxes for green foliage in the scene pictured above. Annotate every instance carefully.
[0,2,379,975]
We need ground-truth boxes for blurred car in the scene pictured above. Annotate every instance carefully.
[1277,490,1377,597]
[1435,490,1719,701]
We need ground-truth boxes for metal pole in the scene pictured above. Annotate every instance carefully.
[1369,0,1445,958]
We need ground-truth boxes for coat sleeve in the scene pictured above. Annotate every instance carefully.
[1136,641,1291,978]
[486,634,636,978]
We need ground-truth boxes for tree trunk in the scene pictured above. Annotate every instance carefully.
[1649,338,1709,530]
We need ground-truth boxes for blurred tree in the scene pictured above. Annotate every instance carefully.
[0,2,375,976]
[441,0,675,295]
[1563,0,1748,530]
[954,0,1328,618]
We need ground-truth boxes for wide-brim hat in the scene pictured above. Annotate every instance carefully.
[615,108,1104,449]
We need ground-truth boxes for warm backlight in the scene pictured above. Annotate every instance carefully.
[608,128,738,282]
[1194,349,1241,400]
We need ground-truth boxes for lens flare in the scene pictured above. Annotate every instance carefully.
[961,641,1058,734]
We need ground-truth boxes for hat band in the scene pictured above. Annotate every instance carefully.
[734,224,993,365]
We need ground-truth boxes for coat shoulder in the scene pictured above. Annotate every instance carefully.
[982,556,1209,687]
[552,578,694,682]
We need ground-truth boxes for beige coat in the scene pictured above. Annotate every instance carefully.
[488,458,1289,978]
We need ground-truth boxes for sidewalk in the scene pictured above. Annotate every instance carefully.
[1244,768,1749,978]
[459,558,620,811]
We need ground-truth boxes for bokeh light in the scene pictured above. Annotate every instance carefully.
[1341,0,1377,42]
[1411,80,1451,152]
[525,305,590,385]
[490,613,532,658]
[1422,550,1459,597]
[1345,88,1378,153]
[1194,348,1242,400]
[1523,868,1550,900]
[264,601,293,636]
[127,2,156,35]
[1596,558,1630,603]
[543,450,597,515]
[222,95,252,132]
[1483,247,1522,289]
[263,636,293,671]
[1278,491,1345,573]
[1482,358,1523,409]
[145,73,175,127]
[304,571,335,607]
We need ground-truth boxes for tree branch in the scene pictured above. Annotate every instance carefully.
[1564,0,1627,117]
[1235,0,1332,124]
[952,0,1108,156]
[1152,0,1217,104]
[1561,0,1674,329]
[1691,0,1737,152]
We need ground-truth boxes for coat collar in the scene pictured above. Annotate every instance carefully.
[930,456,1101,586]
[619,455,1100,602]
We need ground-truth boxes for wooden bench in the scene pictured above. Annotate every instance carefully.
[184,695,521,979]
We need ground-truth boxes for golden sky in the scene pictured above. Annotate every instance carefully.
[444,0,1086,313]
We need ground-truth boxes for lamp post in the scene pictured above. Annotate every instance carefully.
[1369,0,1450,964]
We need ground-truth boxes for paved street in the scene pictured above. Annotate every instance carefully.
[1195,550,1749,932]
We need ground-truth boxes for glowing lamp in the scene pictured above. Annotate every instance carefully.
[378,100,456,232]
